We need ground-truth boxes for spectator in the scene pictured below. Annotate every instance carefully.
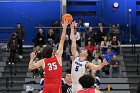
[100,36,110,53]
[85,41,94,53]
[34,46,42,60]
[109,56,121,78]
[32,46,43,78]
[93,45,102,57]
[52,20,61,44]
[97,26,106,44]
[109,24,120,39]
[16,23,25,59]
[85,27,94,45]
[92,55,102,65]
[78,75,102,93]
[77,18,84,32]
[33,28,46,47]
[92,55,102,77]
[62,74,72,93]
[96,50,103,61]
[77,18,84,42]
[25,85,34,93]
[110,36,120,55]
[74,28,81,47]
[47,28,55,47]
[104,47,116,63]
[7,33,18,65]
[91,71,101,90]
[40,76,44,93]
[103,47,116,75]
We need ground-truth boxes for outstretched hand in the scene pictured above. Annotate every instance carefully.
[102,58,108,65]
[61,20,69,29]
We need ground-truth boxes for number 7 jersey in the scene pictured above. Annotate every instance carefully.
[71,57,88,84]
[44,56,62,84]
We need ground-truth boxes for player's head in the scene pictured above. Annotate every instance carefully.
[64,74,72,83]
[80,49,92,61]
[42,45,54,58]
[79,75,95,88]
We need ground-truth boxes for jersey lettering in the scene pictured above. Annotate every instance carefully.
[47,62,57,71]
[75,65,79,72]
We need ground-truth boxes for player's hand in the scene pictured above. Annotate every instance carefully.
[102,58,108,65]
[30,52,36,60]
[70,21,76,29]
[61,20,69,29]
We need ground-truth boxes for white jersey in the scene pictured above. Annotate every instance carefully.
[71,57,88,93]
[71,57,88,83]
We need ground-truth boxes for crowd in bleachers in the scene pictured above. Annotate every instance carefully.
[28,21,121,93]
[4,19,123,93]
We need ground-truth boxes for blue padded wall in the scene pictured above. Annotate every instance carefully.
[0,1,61,45]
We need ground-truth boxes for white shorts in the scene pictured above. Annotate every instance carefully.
[72,83,82,93]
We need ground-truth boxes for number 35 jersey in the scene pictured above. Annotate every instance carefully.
[44,56,62,84]
[71,57,88,84]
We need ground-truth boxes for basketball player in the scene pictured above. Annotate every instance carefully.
[28,20,69,93]
[78,75,102,93]
[70,21,108,93]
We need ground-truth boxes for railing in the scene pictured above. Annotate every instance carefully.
[137,54,139,75]
[131,36,140,75]
[0,27,15,43]
[34,26,113,29]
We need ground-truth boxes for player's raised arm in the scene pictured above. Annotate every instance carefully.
[86,58,108,71]
[55,20,69,63]
[70,21,79,58]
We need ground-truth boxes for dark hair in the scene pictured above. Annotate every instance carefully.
[87,40,93,45]
[86,49,92,61]
[42,45,53,58]
[12,32,16,37]
[79,75,95,88]
[17,23,23,29]
[78,18,83,23]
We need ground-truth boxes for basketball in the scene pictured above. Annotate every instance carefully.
[62,13,73,23]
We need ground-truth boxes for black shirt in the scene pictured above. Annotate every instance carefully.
[110,60,120,70]
[16,29,24,40]
[62,84,72,93]
[97,30,106,43]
